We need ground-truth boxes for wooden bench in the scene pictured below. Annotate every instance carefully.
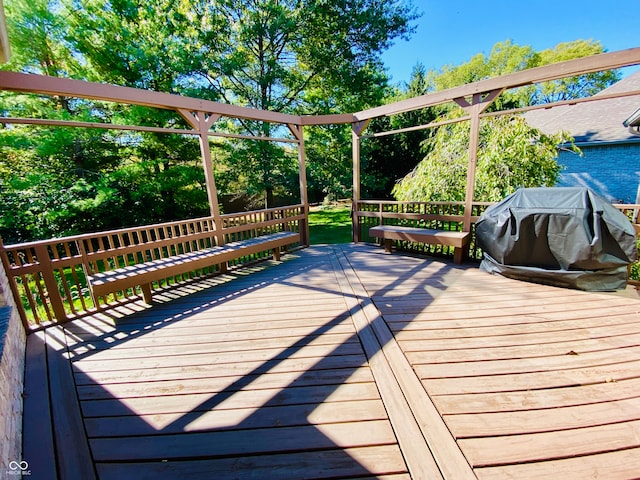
[369,225,470,264]
[82,228,300,304]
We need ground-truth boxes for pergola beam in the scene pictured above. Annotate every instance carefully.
[354,47,640,120]
[0,116,300,143]
[300,113,354,125]
[0,71,300,124]
[0,71,356,127]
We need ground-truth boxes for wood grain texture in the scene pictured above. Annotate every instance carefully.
[343,243,640,480]
[22,244,640,479]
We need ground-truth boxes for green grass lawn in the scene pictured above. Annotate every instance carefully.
[308,204,352,244]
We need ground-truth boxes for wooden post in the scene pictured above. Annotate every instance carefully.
[352,120,370,243]
[178,110,224,246]
[0,237,31,330]
[454,89,503,233]
[463,100,482,233]
[33,244,68,323]
[289,124,310,246]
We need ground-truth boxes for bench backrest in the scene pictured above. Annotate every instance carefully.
[79,217,217,275]
[79,204,306,275]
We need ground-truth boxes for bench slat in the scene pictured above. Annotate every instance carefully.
[369,225,470,264]
[88,231,300,302]
[369,226,469,248]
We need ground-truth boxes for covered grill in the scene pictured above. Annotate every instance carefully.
[476,187,637,291]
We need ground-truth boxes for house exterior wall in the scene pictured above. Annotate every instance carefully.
[556,142,640,203]
[0,259,25,476]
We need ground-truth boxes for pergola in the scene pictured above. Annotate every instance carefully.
[0,47,640,237]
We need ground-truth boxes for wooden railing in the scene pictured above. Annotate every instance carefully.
[354,200,493,260]
[0,205,306,331]
[355,200,640,266]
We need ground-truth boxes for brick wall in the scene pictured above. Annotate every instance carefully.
[0,259,26,475]
[556,143,640,203]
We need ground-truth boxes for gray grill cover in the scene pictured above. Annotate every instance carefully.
[476,187,637,291]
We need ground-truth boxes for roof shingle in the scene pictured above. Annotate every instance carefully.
[524,70,640,144]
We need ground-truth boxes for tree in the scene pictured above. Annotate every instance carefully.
[1,0,219,241]
[361,63,445,198]
[392,115,576,202]
[197,0,418,206]
[425,40,619,107]
[531,40,620,103]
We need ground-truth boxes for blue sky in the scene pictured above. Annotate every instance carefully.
[381,0,640,85]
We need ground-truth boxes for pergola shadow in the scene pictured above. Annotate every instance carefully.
[24,245,468,479]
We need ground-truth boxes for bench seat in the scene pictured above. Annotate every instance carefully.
[369,225,470,264]
[88,231,300,303]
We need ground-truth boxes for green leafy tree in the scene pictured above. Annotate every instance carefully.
[425,39,619,107]
[200,0,418,206]
[362,63,445,198]
[531,40,620,103]
[0,0,215,241]
[392,115,576,202]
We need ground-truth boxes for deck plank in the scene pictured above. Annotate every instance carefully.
[459,419,640,466]
[90,420,397,461]
[433,377,640,413]
[68,247,412,478]
[71,341,364,371]
[84,398,389,437]
[341,243,640,480]
[96,445,408,480]
[422,359,640,394]
[45,326,97,480]
[74,353,367,385]
[404,333,640,361]
[22,332,57,479]
[474,447,640,480]
[445,396,640,437]
[22,244,640,479]
[76,367,374,400]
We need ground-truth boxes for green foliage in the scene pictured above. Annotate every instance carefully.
[423,40,619,107]
[630,241,640,282]
[362,64,444,198]
[202,0,417,205]
[532,40,620,103]
[392,115,577,202]
[3,0,83,77]
[306,124,353,202]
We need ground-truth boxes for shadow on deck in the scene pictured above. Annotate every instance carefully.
[22,244,640,479]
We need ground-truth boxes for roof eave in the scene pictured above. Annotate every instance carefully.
[623,107,640,127]
[559,137,640,148]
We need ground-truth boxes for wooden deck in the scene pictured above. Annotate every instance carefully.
[22,244,640,479]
